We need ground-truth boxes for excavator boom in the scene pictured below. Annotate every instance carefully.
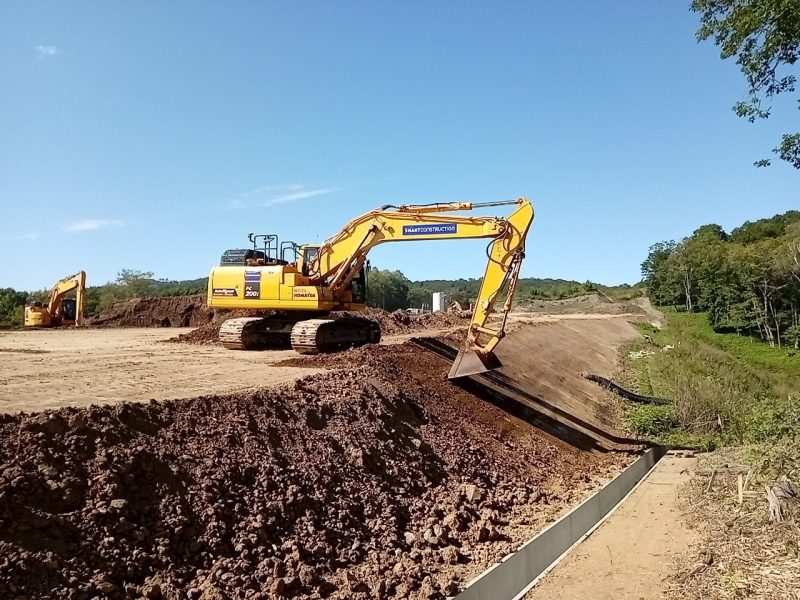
[308,198,535,378]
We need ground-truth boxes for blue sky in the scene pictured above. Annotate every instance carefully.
[1,1,797,291]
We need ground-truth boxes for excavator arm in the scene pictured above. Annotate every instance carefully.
[48,271,86,327]
[309,198,535,378]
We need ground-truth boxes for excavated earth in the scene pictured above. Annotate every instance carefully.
[90,295,217,328]
[0,342,631,599]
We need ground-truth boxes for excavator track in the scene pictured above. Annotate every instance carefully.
[290,317,381,354]
[219,317,295,350]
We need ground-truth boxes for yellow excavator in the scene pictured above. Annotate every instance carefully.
[24,271,87,328]
[207,198,534,378]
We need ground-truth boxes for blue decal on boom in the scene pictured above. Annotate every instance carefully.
[402,223,458,236]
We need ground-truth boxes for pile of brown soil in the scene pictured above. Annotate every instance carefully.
[357,308,468,335]
[170,322,223,344]
[90,295,215,328]
[0,343,628,599]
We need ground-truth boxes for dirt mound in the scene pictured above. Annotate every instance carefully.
[0,343,627,599]
[171,321,222,344]
[352,308,468,335]
[90,295,215,328]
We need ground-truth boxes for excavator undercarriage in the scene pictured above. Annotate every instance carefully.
[219,314,381,354]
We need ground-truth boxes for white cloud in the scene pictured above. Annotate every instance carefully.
[36,45,61,58]
[0,232,40,241]
[63,219,125,233]
[225,183,338,210]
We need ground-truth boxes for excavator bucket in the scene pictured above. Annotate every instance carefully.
[448,348,502,379]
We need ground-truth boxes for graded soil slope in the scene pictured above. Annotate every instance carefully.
[0,345,631,600]
[406,316,643,451]
[492,318,640,447]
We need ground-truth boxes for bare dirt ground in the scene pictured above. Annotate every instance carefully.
[0,297,657,598]
[0,308,650,415]
[0,328,319,413]
[525,453,700,600]
[0,320,639,599]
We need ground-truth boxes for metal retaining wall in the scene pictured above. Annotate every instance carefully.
[456,446,667,600]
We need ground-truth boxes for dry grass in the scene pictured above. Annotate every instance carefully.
[666,450,800,600]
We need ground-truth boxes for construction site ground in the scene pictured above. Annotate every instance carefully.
[0,296,673,599]
[0,308,654,415]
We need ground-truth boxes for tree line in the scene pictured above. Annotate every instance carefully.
[0,270,207,326]
[0,266,638,326]
[643,210,800,348]
[367,269,641,312]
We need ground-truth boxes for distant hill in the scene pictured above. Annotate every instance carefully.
[407,277,643,308]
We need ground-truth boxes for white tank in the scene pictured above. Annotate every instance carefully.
[432,292,446,312]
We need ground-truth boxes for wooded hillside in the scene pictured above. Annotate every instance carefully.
[642,210,800,348]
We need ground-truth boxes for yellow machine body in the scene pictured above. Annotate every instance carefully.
[209,198,535,378]
[207,262,364,313]
[24,305,52,327]
[24,271,87,328]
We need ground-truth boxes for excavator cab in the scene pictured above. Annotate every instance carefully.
[61,298,78,325]
[299,245,319,276]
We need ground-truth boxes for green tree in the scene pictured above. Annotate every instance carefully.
[0,288,28,326]
[641,241,681,305]
[785,323,800,348]
[366,269,410,311]
[730,211,800,243]
[115,269,155,299]
[692,0,800,167]
[407,286,433,310]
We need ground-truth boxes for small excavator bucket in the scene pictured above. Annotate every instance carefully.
[448,348,502,379]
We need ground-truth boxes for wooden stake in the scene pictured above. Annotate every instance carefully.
[706,468,718,492]
[737,474,743,505]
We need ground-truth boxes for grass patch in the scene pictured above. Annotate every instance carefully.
[618,310,800,450]
[663,310,800,378]
[622,404,676,436]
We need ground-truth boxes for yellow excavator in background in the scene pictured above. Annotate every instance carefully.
[207,198,534,378]
[24,271,87,328]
